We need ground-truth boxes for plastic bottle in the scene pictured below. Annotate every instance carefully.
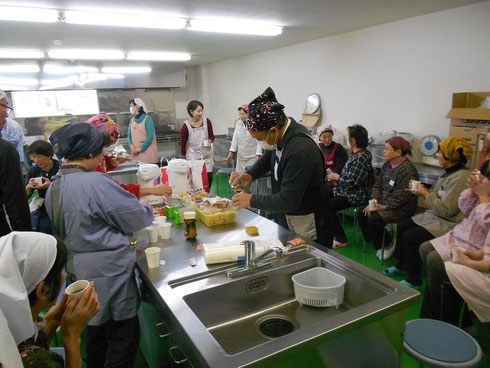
[184,211,197,240]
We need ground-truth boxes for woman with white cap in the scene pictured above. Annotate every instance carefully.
[226,105,262,173]
[128,98,158,163]
[317,124,348,188]
[0,232,99,368]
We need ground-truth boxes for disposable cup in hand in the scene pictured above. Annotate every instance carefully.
[203,140,209,147]
[145,247,161,268]
[146,226,160,243]
[65,280,89,299]
[411,180,420,190]
[33,177,43,186]
[159,222,172,240]
[368,199,376,210]
[451,247,465,262]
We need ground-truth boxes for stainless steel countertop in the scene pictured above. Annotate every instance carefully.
[135,209,419,368]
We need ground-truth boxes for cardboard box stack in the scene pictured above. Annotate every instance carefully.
[446,92,490,169]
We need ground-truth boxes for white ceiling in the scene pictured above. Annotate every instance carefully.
[0,0,485,66]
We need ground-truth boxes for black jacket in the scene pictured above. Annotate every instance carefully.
[247,119,325,216]
[0,140,31,235]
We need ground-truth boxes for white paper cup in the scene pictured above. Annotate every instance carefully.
[145,247,161,268]
[159,222,172,240]
[411,180,421,190]
[203,140,209,147]
[451,247,465,262]
[152,216,167,226]
[368,199,376,210]
[146,225,160,243]
[65,280,89,299]
[33,177,43,186]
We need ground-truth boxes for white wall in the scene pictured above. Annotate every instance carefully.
[200,0,490,161]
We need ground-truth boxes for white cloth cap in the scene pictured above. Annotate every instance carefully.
[0,232,57,345]
[133,98,148,114]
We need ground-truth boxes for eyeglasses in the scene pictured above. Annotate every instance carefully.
[0,102,13,113]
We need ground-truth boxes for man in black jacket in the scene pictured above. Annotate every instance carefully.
[0,89,31,236]
[231,87,331,247]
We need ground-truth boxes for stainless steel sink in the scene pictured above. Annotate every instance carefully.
[169,254,395,356]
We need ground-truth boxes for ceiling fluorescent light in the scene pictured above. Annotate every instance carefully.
[101,66,151,74]
[41,75,78,86]
[127,52,190,61]
[0,50,45,59]
[0,85,29,91]
[0,76,39,86]
[0,6,59,23]
[188,19,282,36]
[0,64,40,73]
[43,64,99,74]
[64,10,185,30]
[48,49,125,60]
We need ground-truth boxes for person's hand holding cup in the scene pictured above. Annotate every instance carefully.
[65,280,90,300]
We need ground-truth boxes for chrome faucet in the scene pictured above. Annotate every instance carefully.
[227,241,283,278]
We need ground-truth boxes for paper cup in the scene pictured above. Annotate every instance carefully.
[145,247,161,268]
[203,140,209,147]
[451,247,465,262]
[159,222,172,240]
[152,216,167,226]
[33,177,43,186]
[65,280,89,299]
[146,225,160,243]
[411,180,420,190]
[368,199,376,210]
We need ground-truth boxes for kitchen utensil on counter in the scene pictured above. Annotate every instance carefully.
[292,267,346,308]
[167,158,191,193]
[137,164,165,206]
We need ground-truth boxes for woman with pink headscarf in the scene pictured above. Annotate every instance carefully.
[226,105,262,173]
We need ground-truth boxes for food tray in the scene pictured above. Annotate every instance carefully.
[195,206,237,227]
[292,267,346,308]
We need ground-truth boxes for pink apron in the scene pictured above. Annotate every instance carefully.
[184,117,214,172]
[131,115,158,164]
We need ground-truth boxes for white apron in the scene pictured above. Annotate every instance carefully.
[184,118,214,173]
[235,121,260,173]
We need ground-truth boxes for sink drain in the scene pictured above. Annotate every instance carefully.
[256,315,297,339]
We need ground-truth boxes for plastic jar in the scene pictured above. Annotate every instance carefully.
[184,211,197,240]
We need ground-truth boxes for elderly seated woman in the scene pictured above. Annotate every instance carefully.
[383,137,474,289]
[0,232,99,368]
[420,164,490,326]
[358,137,419,260]
[419,160,490,284]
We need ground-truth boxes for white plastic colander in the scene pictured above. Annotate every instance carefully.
[292,267,346,308]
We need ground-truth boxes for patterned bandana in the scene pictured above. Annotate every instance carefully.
[439,137,474,162]
[245,87,285,132]
[86,113,120,143]
[386,136,412,156]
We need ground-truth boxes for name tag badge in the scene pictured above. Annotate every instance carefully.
[438,190,446,198]
[327,160,334,165]
[389,180,395,186]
